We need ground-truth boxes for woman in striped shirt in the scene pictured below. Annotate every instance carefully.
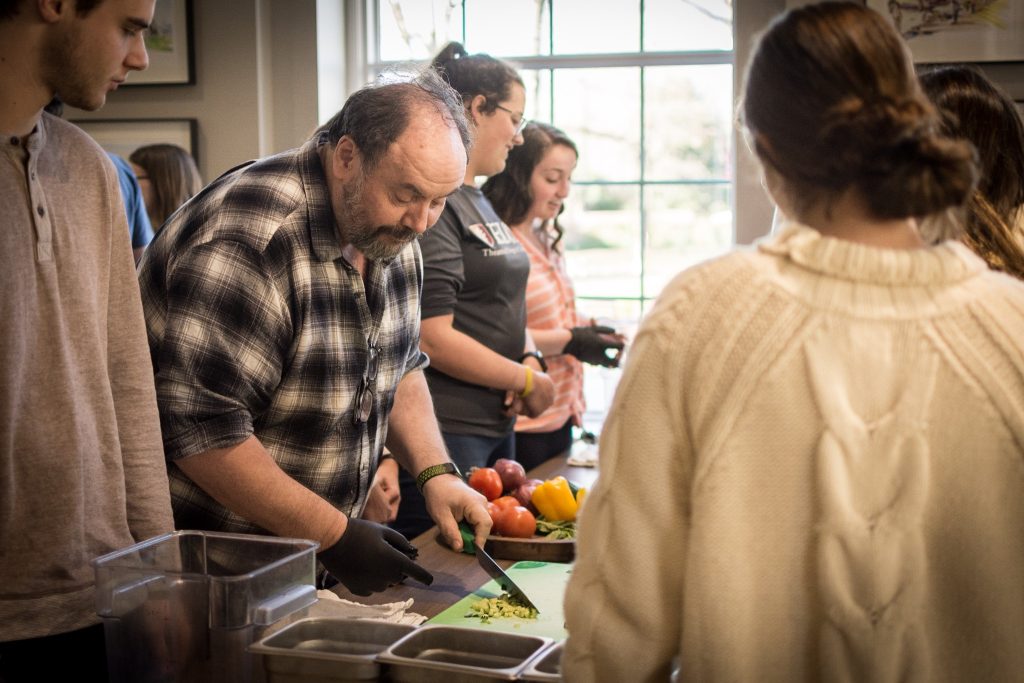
[484,123,626,469]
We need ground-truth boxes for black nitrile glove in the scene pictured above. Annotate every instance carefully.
[563,325,624,367]
[318,518,434,596]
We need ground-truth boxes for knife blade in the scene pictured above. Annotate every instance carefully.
[473,542,540,613]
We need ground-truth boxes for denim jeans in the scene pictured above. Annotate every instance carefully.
[514,418,573,471]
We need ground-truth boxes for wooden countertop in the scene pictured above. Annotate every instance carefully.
[330,454,599,618]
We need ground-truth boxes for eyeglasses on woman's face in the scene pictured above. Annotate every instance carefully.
[493,103,528,137]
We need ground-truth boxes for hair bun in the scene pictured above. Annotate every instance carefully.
[863,130,977,219]
[813,94,976,217]
[431,41,468,72]
[820,95,930,163]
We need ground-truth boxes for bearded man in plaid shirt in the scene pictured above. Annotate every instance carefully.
[138,71,492,596]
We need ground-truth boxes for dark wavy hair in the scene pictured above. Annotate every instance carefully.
[919,65,1024,278]
[739,2,977,234]
[317,68,471,173]
[482,122,578,253]
[430,41,524,114]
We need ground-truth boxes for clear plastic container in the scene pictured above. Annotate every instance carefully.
[92,530,318,683]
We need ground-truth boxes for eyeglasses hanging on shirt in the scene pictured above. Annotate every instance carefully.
[353,344,381,425]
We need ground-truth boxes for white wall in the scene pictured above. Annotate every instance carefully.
[733,0,786,245]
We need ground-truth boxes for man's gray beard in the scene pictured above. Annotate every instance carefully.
[340,175,418,262]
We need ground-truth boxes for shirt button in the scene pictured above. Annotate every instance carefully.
[37,205,45,217]
[9,136,18,146]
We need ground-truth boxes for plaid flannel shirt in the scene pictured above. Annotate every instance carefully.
[138,136,427,535]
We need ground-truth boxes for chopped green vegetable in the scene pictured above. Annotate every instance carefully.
[535,517,576,539]
[465,593,539,623]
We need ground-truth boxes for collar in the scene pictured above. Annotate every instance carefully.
[298,134,344,263]
[759,221,986,287]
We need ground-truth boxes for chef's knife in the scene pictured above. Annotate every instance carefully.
[473,542,540,613]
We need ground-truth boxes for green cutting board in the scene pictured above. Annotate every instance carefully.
[429,561,573,640]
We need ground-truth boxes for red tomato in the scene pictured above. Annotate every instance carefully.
[492,495,520,512]
[496,506,536,538]
[486,501,507,528]
[468,467,503,501]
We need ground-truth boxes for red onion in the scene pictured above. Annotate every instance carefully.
[513,478,543,514]
[493,458,526,493]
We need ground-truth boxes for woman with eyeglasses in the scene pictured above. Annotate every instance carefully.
[482,122,626,470]
[562,3,1024,680]
[129,143,203,232]
[391,42,555,540]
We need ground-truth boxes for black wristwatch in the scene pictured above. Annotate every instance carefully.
[518,350,548,372]
[415,462,462,492]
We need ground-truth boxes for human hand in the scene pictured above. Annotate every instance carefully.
[521,369,555,417]
[564,325,626,367]
[502,390,523,417]
[318,518,433,596]
[422,473,492,552]
[360,456,401,523]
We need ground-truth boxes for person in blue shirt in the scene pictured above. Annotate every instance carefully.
[108,152,153,263]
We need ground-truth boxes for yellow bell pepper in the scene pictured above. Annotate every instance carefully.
[575,487,587,510]
[531,476,578,521]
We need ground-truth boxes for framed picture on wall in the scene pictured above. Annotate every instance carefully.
[784,1,1024,63]
[70,118,198,161]
[127,0,195,85]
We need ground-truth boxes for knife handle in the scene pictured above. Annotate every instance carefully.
[458,521,476,555]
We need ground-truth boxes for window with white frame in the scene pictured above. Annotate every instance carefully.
[362,0,735,429]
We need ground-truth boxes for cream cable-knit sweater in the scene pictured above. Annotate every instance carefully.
[563,224,1024,683]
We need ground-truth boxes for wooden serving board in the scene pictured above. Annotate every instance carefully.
[428,560,573,640]
[485,534,574,562]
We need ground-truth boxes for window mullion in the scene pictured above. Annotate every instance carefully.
[639,64,647,312]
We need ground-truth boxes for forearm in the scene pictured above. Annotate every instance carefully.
[528,327,572,356]
[386,369,492,550]
[385,370,451,476]
[174,434,347,548]
[420,315,531,393]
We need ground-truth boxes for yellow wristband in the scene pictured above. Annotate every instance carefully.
[518,365,534,398]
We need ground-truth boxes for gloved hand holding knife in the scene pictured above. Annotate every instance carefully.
[318,518,433,596]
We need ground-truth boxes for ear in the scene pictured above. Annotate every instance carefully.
[467,94,488,126]
[331,136,360,182]
[37,0,68,23]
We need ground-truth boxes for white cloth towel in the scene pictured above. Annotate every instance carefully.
[312,589,428,626]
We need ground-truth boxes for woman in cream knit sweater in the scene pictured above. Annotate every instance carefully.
[563,3,1024,682]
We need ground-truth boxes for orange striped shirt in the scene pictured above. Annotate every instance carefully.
[514,225,585,433]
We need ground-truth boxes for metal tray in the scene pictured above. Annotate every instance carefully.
[378,624,551,682]
[518,641,562,681]
[249,617,415,682]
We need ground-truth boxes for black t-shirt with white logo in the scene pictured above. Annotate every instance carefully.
[420,184,529,437]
